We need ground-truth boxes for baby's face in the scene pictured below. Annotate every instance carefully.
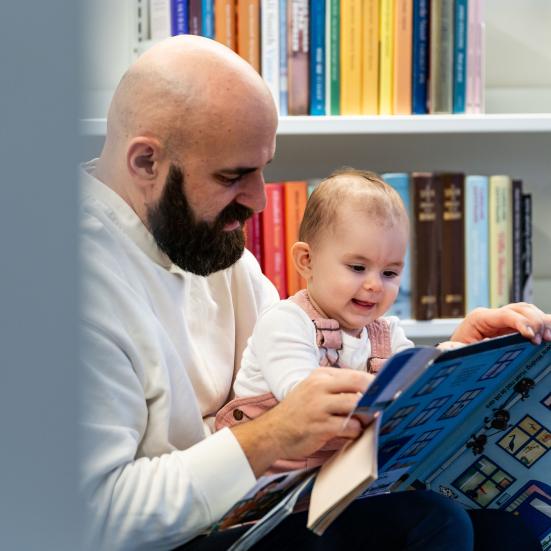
[307,211,407,336]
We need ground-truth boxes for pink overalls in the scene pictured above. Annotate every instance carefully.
[215,289,392,473]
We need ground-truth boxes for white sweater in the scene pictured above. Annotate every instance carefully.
[234,300,414,401]
[79,161,279,550]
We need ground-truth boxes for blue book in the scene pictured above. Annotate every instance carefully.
[465,175,489,310]
[412,0,429,114]
[309,0,326,116]
[357,333,551,548]
[453,0,468,113]
[382,173,412,319]
[279,0,288,116]
[201,0,214,38]
[170,0,189,35]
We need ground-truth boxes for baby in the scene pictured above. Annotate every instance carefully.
[216,168,458,472]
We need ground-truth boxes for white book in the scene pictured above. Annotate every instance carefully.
[261,0,280,111]
[150,0,171,41]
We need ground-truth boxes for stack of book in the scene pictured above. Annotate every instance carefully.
[252,174,533,321]
[145,0,485,115]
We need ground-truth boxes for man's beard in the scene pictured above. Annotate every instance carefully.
[147,164,253,276]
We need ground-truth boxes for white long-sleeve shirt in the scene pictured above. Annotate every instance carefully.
[79,161,279,550]
[234,299,414,401]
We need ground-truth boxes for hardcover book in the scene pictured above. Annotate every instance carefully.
[211,334,551,549]
[521,194,533,304]
[279,0,289,115]
[378,0,395,115]
[340,0,363,115]
[412,0,429,114]
[411,172,441,320]
[361,0,379,115]
[189,0,202,35]
[326,0,340,115]
[202,0,214,38]
[438,172,465,318]
[511,179,523,302]
[237,0,261,71]
[393,0,413,115]
[309,0,326,115]
[452,0,467,113]
[287,0,309,114]
[171,0,189,35]
[215,0,237,50]
[261,0,280,110]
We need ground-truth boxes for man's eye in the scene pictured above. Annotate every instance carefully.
[348,265,365,272]
[220,175,241,186]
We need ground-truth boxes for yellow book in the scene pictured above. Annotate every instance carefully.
[361,0,379,114]
[340,0,363,114]
[489,175,513,308]
[378,0,394,114]
[393,0,412,114]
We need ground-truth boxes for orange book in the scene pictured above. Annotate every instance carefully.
[262,183,287,298]
[215,0,237,51]
[361,0,379,114]
[393,0,413,114]
[237,0,260,71]
[283,181,308,296]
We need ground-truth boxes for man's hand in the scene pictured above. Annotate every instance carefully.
[452,302,551,345]
[231,368,372,477]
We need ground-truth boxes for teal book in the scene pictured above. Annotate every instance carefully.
[382,173,412,319]
[465,175,489,310]
[452,0,468,113]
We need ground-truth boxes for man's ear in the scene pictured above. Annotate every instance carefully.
[127,137,165,186]
[292,241,313,281]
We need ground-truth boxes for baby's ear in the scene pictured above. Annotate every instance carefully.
[291,241,312,280]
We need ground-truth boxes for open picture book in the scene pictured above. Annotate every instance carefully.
[210,333,551,551]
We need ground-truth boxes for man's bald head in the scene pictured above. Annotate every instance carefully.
[106,35,276,155]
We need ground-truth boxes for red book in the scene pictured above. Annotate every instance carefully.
[244,212,262,266]
[261,183,287,298]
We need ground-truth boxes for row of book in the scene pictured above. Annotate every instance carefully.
[249,173,533,321]
[144,0,485,116]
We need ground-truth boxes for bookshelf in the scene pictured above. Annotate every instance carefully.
[80,0,551,339]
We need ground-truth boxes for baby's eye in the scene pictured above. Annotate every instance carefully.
[383,270,399,278]
[348,265,365,272]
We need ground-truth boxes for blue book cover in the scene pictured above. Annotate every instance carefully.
[358,334,551,547]
[465,175,489,310]
[279,0,288,116]
[201,0,214,38]
[412,0,429,114]
[309,0,326,116]
[453,0,468,113]
[170,0,189,35]
[382,173,412,319]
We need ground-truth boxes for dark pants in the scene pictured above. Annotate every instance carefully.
[179,491,542,551]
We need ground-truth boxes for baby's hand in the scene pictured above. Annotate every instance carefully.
[436,340,466,352]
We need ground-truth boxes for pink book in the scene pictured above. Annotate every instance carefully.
[466,0,484,113]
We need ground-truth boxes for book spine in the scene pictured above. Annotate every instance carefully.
[429,0,454,114]
[328,0,340,115]
[465,175,489,311]
[214,0,237,50]
[382,173,412,319]
[378,0,394,115]
[439,173,465,318]
[511,179,523,302]
[189,0,202,35]
[452,0,467,113]
[287,0,310,115]
[521,194,533,303]
[361,0,379,115]
[284,181,308,296]
[488,175,512,308]
[262,184,287,298]
[393,0,413,115]
[309,0,326,115]
[245,212,263,266]
[261,0,280,111]
[202,0,214,38]
[411,0,429,114]
[137,0,151,41]
[466,0,483,113]
[279,0,289,115]
[237,0,261,71]
[171,0,189,35]
[412,173,441,320]
[150,0,171,40]
[340,0,363,115]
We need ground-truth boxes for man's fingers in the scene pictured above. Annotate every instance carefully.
[316,367,372,394]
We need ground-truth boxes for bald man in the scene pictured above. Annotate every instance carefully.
[80,36,548,550]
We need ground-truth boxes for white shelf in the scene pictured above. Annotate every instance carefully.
[399,318,462,340]
[81,113,551,136]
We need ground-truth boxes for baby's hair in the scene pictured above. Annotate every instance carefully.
[298,168,409,246]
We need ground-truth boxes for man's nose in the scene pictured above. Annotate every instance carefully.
[237,172,266,213]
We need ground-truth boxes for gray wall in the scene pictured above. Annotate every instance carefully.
[0,2,81,549]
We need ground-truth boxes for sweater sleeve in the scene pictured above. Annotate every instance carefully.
[80,322,256,551]
[249,301,320,401]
